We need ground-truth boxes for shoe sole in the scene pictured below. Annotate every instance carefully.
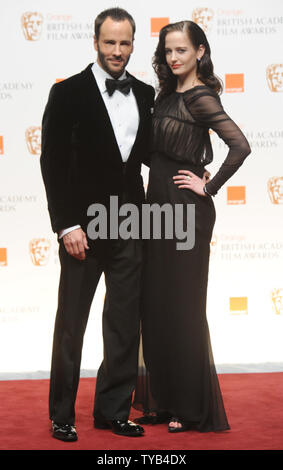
[52,433,78,442]
[113,430,143,437]
[94,421,144,436]
[168,426,187,433]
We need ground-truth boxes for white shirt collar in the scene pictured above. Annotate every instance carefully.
[92,61,127,94]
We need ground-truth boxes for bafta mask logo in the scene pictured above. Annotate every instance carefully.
[29,238,51,266]
[267,177,283,204]
[0,248,7,266]
[192,8,214,33]
[271,289,283,315]
[21,12,43,41]
[26,127,41,155]
[266,64,283,92]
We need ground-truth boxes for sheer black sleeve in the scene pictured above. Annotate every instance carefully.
[184,89,251,196]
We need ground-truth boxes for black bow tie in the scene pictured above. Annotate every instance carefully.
[105,76,132,96]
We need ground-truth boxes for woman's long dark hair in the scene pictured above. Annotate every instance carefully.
[153,20,223,100]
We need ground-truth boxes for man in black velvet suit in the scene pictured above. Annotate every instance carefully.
[40,8,155,441]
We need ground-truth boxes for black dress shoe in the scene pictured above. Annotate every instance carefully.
[94,417,144,436]
[51,421,78,441]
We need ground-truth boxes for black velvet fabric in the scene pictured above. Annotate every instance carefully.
[40,63,155,233]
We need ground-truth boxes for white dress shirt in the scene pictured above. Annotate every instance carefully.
[59,61,140,239]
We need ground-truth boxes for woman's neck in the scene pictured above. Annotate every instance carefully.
[176,73,203,93]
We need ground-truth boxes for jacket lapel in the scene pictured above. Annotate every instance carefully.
[80,64,123,165]
[126,75,146,164]
[80,65,146,166]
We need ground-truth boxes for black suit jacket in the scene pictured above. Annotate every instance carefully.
[40,63,155,234]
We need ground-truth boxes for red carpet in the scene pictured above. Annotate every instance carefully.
[0,373,282,451]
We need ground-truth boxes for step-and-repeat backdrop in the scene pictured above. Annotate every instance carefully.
[0,0,282,373]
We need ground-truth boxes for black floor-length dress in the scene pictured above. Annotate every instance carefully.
[133,86,251,432]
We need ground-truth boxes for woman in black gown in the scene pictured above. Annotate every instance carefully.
[133,20,251,432]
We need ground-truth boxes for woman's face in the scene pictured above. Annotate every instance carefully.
[164,30,204,79]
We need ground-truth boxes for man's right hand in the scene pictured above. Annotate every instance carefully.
[63,228,90,260]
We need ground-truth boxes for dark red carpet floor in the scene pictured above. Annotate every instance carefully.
[0,373,282,451]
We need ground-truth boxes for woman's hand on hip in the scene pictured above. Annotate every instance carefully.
[173,170,208,196]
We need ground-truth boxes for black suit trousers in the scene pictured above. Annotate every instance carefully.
[49,232,143,425]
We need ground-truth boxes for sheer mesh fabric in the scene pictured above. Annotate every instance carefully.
[151,86,251,195]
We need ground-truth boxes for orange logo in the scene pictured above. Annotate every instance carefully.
[56,79,65,83]
[21,12,43,41]
[230,297,248,315]
[0,136,3,155]
[192,8,214,32]
[271,289,283,315]
[227,186,246,205]
[267,177,283,204]
[151,18,169,37]
[29,238,51,266]
[25,126,41,155]
[210,234,217,255]
[266,64,283,92]
[225,74,244,93]
[0,248,7,266]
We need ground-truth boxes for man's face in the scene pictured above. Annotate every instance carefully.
[94,17,134,78]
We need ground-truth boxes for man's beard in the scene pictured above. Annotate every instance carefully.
[97,46,130,78]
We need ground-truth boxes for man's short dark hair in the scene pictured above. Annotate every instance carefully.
[94,7,136,39]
